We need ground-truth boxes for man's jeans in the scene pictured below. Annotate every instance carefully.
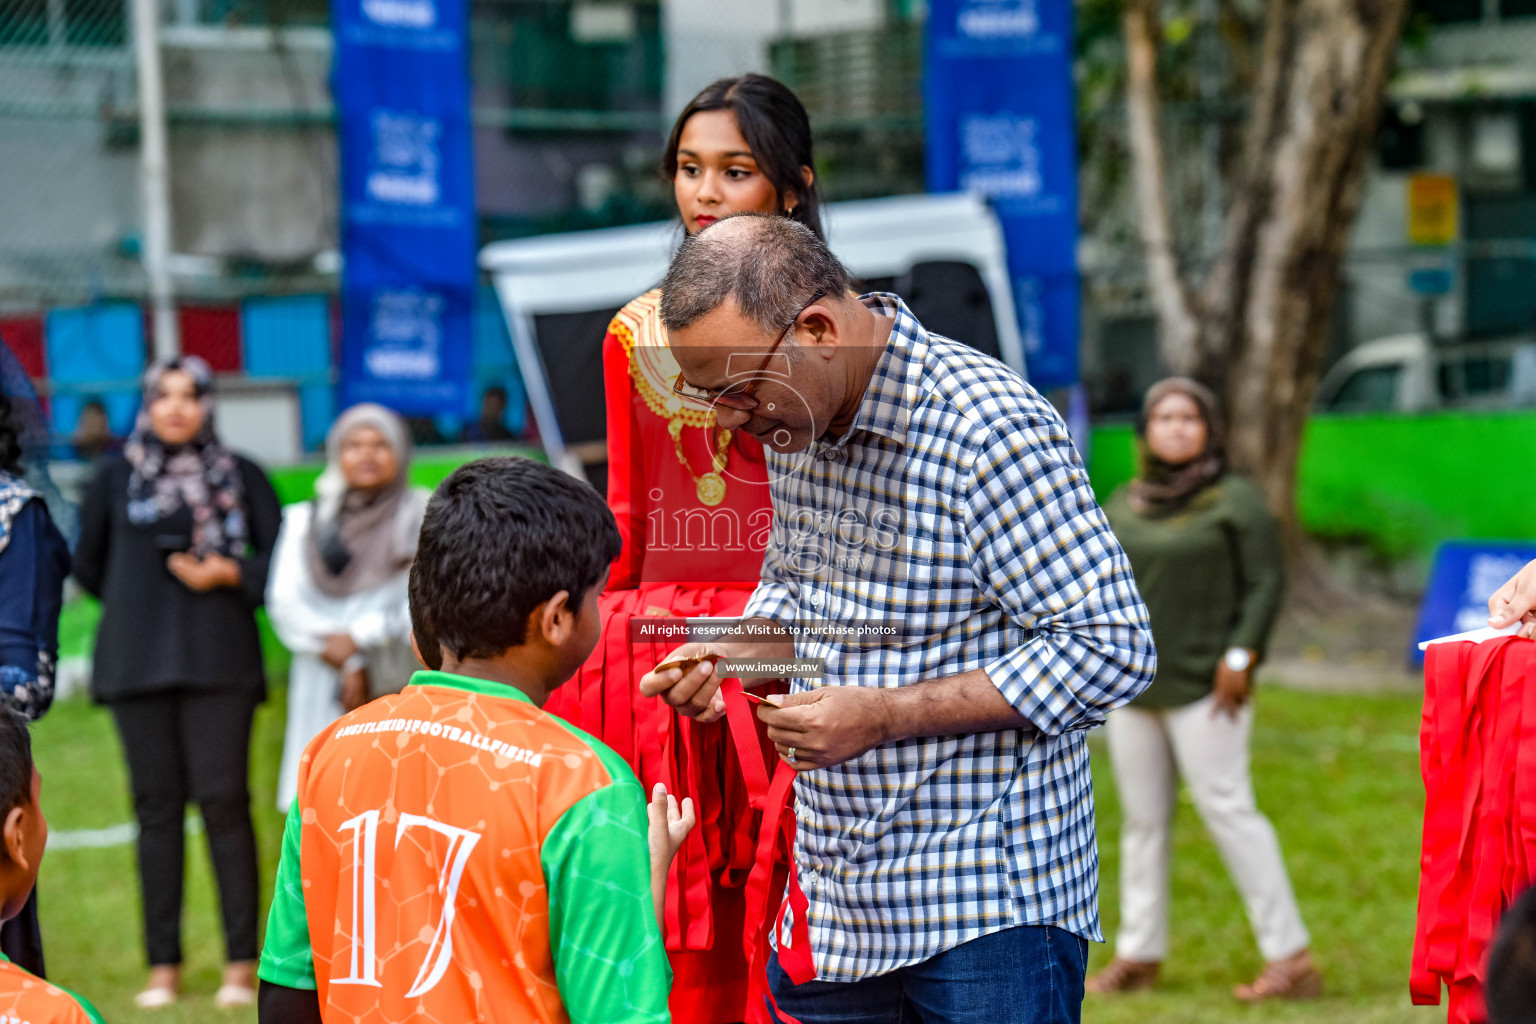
[766,925,1089,1024]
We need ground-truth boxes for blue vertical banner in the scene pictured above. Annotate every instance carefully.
[332,0,476,413]
[925,0,1080,389]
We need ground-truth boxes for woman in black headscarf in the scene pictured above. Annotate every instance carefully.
[1087,377,1316,1002]
[73,356,281,1009]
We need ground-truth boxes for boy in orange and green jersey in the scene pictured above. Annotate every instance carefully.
[258,457,689,1024]
[0,707,107,1023]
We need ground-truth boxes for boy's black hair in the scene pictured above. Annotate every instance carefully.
[409,456,621,661]
[0,707,33,822]
[1490,885,1536,1023]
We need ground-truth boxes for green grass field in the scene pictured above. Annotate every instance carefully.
[29,684,1441,1024]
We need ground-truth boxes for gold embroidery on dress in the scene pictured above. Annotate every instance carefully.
[612,289,732,504]
[612,289,714,429]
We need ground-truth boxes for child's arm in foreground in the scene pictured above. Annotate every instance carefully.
[544,773,680,1023]
[646,783,696,932]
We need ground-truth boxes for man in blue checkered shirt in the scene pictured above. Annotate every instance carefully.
[640,214,1156,1023]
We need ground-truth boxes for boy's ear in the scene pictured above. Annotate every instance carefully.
[535,590,575,648]
[409,630,443,671]
[3,805,30,874]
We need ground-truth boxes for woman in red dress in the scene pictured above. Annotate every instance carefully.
[541,74,821,1024]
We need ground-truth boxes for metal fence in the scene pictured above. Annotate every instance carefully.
[0,0,931,312]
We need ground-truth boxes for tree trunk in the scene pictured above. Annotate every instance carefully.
[1127,0,1410,563]
[1123,0,1201,375]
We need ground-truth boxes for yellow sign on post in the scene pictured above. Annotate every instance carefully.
[1408,174,1459,246]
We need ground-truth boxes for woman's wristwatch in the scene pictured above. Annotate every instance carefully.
[1223,647,1253,672]
[341,653,369,676]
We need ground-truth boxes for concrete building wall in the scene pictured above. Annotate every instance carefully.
[660,0,886,117]
[0,48,141,301]
[162,26,337,262]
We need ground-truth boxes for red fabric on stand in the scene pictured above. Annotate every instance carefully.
[1413,635,1536,1023]
[721,680,814,1024]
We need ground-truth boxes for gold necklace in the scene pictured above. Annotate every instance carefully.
[666,403,730,506]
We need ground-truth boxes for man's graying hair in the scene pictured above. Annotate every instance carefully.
[659,214,850,335]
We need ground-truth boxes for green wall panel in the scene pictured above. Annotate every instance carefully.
[1088,412,1536,560]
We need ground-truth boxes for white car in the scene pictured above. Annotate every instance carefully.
[1314,332,1536,414]
[480,193,1022,484]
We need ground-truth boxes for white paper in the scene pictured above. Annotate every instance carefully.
[1418,622,1523,651]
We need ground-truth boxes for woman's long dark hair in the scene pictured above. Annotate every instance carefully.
[0,395,21,475]
[661,74,824,241]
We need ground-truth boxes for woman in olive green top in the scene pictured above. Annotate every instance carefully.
[1086,378,1319,1002]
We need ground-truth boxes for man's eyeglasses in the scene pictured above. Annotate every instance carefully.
[672,290,827,411]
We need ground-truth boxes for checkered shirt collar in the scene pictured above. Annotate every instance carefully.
[818,292,921,453]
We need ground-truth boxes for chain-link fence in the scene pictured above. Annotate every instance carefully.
[0,0,931,460]
[0,0,930,310]
[8,0,1532,437]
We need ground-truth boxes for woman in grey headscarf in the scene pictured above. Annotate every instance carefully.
[266,403,428,812]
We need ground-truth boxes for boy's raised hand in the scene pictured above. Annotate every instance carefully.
[646,783,696,931]
[647,783,695,865]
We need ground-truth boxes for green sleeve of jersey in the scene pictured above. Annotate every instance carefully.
[65,987,107,1024]
[257,800,318,990]
[542,773,672,1024]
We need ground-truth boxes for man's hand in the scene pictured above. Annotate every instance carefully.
[166,552,242,592]
[639,620,796,722]
[1489,558,1536,638]
[321,633,361,671]
[339,667,370,712]
[638,643,731,722]
[1210,656,1254,719]
[757,687,894,771]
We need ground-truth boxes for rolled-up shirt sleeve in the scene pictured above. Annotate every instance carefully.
[963,415,1156,735]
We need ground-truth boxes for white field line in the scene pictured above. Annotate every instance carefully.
[48,816,203,851]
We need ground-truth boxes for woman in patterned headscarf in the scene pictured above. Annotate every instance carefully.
[73,356,282,1010]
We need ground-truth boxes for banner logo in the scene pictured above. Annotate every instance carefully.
[366,112,441,207]
[361,0,435,28]
[958,0,1038,39]
[365,291,443,380]
[959,114,1042,199]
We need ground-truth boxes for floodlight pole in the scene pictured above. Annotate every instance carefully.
[131,0,180,360]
